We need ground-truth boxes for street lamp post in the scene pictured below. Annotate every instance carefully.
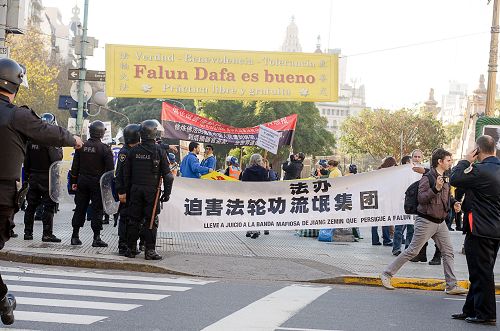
[486,0,500,117]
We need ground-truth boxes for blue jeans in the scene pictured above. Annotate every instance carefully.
[372,226,391,245]
[392,224,414,253]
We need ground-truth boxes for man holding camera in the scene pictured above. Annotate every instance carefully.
[450,135,500,325]
[381,148,467,295]
[282,152,304,180]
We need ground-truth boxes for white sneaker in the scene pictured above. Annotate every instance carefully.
[380,273,394,290]
[445,286,468,295]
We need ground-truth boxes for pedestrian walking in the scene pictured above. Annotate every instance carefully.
[392,155,415,255]
[123,120,174,260]
[0,58,83,325]
[450,135,500,325]
[114,124,141,256]
[380,148,468,295]
[70,121,114,247]
[23,113,63,243]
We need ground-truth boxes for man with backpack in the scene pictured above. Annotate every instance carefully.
[380,148,468,295]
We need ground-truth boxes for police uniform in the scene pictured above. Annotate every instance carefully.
[70,123,114,247]
[23,141,63,242]
[0,57,78,325]
[124,121,173,260]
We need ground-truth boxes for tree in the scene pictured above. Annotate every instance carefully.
[7,27,59,115]
[340,109,447,161]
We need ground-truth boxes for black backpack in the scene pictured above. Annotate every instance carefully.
[404,172,435,214]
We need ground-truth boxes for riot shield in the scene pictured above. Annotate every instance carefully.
[100,170,119,215]
[49,161,73,204]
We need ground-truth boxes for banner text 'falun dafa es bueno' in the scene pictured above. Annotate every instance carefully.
[105,44,338,102]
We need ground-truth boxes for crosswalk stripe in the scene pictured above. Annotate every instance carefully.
[15,311,106,325]
[201,285,331,331]
[3,275,191,292]
[0,266,214,285]
[16,297,141,311]
[9,285,169,301]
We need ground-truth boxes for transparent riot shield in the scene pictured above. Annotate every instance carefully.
[100,170,119,216]
[48,160,73,204]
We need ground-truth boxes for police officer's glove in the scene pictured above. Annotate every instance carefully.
[160,192,170,202]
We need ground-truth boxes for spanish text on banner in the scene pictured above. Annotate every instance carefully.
[105,44,338,102]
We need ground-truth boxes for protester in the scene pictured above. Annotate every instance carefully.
[328,158,343,178]
[346,164,362,240]
[180,142,213,178]
[392,155,414,255]
[282,152,304,180]
[372,157,396,246]
[242,154,271,238]
[224,156,241,179]
[380,148,468,295]
[450,135,500,325]
[265,159,279,182]
[201,144,216,170]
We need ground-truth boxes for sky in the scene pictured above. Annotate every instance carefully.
[43,0,493,110]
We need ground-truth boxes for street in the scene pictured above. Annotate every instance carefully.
[0,261,495,331]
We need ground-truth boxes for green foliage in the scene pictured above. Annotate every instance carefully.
[340,109,447,161]
[444,121,463,144]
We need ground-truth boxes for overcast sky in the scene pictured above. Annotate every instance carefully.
[43,0,492,109]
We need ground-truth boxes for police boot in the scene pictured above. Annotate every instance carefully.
[0,294,16,325]
[42,223,61,243]
[125,246,139,258]
[429,247,442,265]
[71,228,82,245]
[23,232,33,240]
[118,244,128,256]
[145,249,162,260]
[92,234,108,248]
[410,242,428,262]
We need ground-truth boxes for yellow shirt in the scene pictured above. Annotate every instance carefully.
[329,167,343,178]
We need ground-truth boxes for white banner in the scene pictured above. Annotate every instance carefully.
[256,125,280,154]
[158,165,420,232]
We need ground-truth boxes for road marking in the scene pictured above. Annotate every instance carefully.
[9,285,169,301]
[444,298,500,303]
[201,285,331,331]
[15,311,106,324]
[0,266,214,285]
[3,275,191,292]
[16,297,140,311]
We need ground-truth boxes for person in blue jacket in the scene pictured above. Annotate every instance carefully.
[180,142,213,178]
[201,144,217,170]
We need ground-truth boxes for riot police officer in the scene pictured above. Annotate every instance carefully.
[114,123,141,256]
[0,58,83,325]
[123,120,173,260]
[70,121,114,247]
[23,113,63,242]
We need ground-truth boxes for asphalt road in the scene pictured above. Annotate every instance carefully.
[0,261,496,331]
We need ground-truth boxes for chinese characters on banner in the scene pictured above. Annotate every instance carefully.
[158,165,421,232]
[161,102,297,147]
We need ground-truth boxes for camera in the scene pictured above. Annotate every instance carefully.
[442,176,450,183]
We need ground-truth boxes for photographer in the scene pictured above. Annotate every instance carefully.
[381,148,467,295]
[282,152,304,180]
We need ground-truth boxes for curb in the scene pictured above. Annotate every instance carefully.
[0,250,196,277]
[310,275,500,295]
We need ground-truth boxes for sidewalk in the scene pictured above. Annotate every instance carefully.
[3,204,498,290]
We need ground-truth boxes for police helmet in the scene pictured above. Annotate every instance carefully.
[41,113,57,125]
[230,157,239,166]
[318,159,328,168]
[349,164,358,174]
[140,120,158,140]
[0,58,27,94]
[167,153,176,163]
[89,120,106,139]
[123,123,141,145]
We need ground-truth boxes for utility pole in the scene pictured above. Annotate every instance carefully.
[76,0,89,134]
[0,0,7,48]
[486,0,500,117]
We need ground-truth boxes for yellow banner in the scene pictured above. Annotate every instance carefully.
[105,44,338,102]
[201,171,238,181]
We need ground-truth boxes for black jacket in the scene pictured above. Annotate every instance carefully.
[282,159,303,180]
[0,94,75,181]
[70,138,114,183]
[241,165,270,182]
[24,142,63,176]
[450,156,500,239]
[114,144,131,195]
